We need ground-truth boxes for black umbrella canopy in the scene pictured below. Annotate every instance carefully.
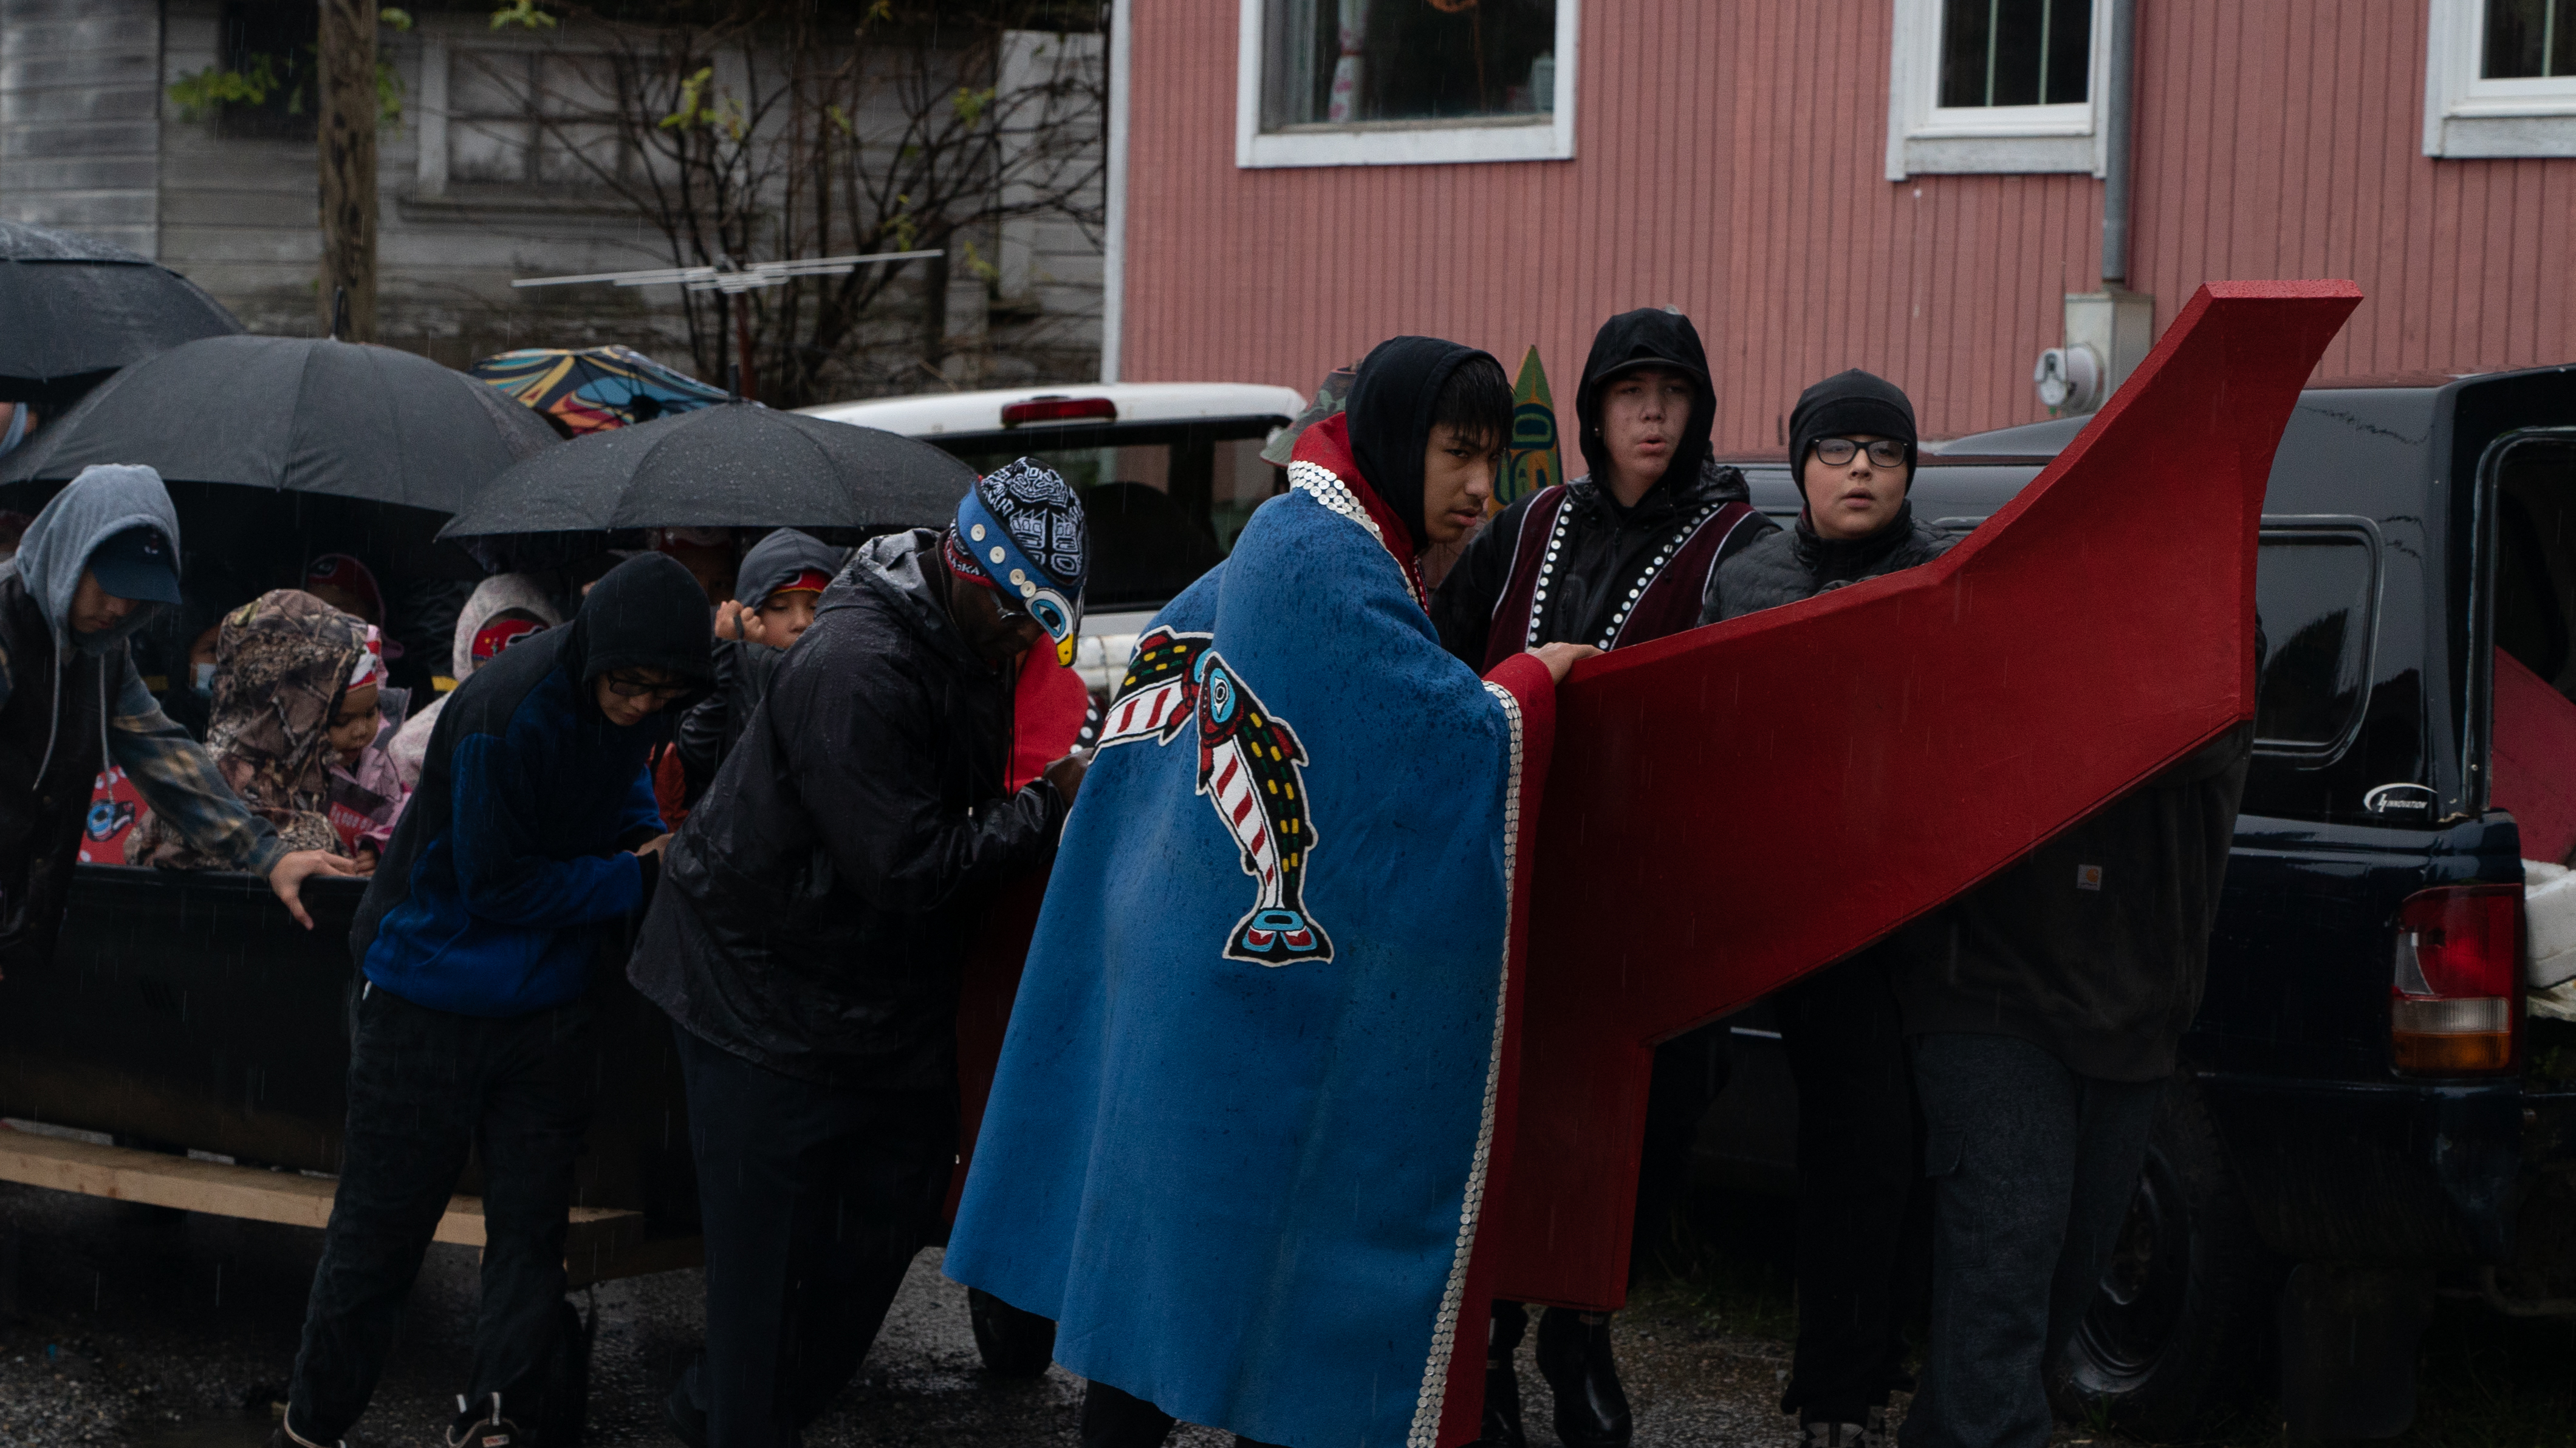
[438,402,980,544]
[0,333,560,512]
[0,221,244,404]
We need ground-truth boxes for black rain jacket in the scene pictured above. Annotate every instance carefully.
[628,530,1067,1090]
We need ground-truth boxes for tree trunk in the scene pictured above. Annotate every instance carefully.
[316,0,379,341]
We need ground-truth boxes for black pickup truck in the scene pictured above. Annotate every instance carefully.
[1708,366,2576,1439]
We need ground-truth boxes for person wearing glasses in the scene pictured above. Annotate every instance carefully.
[276,553,713,1448]
[1697,369,1950,1448]
[629,462,1088,1448]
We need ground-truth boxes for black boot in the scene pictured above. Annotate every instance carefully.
[1479,1358,1528,1448]
[1476,1299,1530,1447]
[1535,1308,1632,1448]
[1081,1380,1176,1448]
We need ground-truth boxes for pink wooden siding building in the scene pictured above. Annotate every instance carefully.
[1100,0,2576,452]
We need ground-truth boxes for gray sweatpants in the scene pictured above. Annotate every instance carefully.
[1898,1033,2160,1448]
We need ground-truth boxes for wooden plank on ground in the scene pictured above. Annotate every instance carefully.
[0,1129,646,1263]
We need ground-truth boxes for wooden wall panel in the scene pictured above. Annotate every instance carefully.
[2127,0,2576,388]
[1123,0,2576,452]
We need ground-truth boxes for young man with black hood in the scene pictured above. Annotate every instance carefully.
[1,464,355,980]
[1431,308,1775,1448]
[279,553,713,1448]
[1699,369,1951,1448]
[629,464,1088,1448]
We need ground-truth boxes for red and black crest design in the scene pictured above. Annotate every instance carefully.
[1096,627,1332,966]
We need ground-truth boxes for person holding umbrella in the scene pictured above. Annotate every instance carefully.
[1,463,357,977]
[628,463,1089,1448]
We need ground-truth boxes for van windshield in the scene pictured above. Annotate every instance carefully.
[940,422,1286,610]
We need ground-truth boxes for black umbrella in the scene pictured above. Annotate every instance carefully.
[0,221,245,405]
[437,401,979,547]
[0,333,560,513]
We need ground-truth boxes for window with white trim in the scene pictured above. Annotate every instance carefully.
[1236,0,1577,169]
[2425,0,2576,157]
[1885,0,2109,180]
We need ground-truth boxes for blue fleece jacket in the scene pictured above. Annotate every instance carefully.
[351,553,709,1017]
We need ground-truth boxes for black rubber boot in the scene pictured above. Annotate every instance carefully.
[1080,1379,1176,1448]
[1475,1299,1530,1447]
[1535,1308,1632,1448]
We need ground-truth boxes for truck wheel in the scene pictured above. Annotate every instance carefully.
[968,1287,1057,1379]
[2049,1077,2277,1439]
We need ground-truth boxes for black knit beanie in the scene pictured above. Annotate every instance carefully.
[1787,369,1919,496]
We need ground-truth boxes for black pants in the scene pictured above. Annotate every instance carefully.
[1772,951,1919,1425]
[1634,1020,1734,1266]
[1900,1034,2159,1448]
[668,1024,955,1448]
[288,982,594,1443]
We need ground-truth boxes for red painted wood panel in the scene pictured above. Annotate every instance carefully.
[1121,1,2576,449]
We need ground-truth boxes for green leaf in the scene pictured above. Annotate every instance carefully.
[378,7,413,30]
[488,0,556,31]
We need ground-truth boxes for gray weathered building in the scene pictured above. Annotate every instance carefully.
[0,0,1103,398]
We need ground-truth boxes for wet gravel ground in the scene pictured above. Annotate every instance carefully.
[0,1176,1833,1448]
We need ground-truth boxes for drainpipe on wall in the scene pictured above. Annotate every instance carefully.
[1099,0,1132,384]
[2046,0,2154,415]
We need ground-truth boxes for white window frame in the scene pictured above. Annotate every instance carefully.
[2424,0,2576,157]
[1885,0,2112,180]
[1233,0,1578,169]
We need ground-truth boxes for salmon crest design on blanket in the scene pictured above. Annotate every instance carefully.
[1097,626,1332,966]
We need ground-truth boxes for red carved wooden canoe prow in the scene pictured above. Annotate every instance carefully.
[1481,280,2364,1310]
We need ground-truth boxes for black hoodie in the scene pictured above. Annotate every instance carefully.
[350,553,714,1017]
[1432,310,1776,667]
[1346,334,1494,550]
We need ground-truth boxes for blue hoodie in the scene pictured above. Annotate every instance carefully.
[351,553,711,1017]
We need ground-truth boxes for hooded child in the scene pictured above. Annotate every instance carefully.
[1430,307,1780,1448]
[1696,369,1951,1448]
[278,553,712,1448]
[326,626,409,863]
[386,573,562,789]
[126,589,369,867]
[630,465,1086,1448]
[945,338,1593,1448]
[675,525,848,794]
[0,465,352,975]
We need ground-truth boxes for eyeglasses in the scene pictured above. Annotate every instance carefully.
[1812,437,1910,468]
[603,671,690,700]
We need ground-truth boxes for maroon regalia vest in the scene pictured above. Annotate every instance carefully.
[1479,486,1764,670]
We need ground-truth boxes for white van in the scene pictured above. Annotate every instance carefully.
[800,382,1307,692]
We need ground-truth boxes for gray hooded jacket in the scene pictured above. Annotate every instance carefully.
[0,466,283,960]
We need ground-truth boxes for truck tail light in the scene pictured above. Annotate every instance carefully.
[2389,884,2520,1074]
[1001,395,1117,428]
